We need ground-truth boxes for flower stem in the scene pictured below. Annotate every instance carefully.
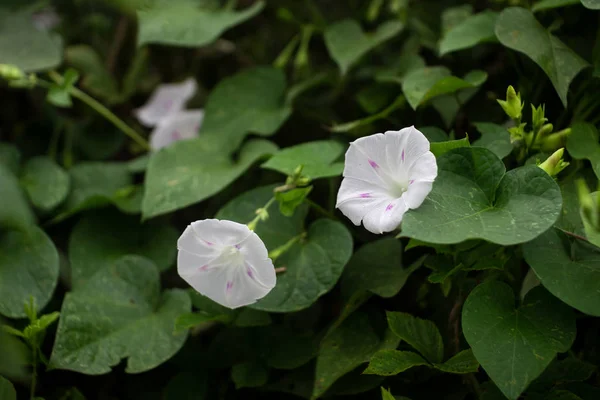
[268,232,306,262]
[305,198,338,220]
[247,197,276,231]
[47,71,150,151]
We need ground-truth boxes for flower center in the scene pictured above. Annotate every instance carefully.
[219,245,245,268]
[390,181,408,198]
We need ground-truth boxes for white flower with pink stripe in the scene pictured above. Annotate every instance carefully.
[177,219,276,309]
[336,126,438,234]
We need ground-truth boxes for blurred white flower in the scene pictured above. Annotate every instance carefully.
[177,219,276,309]
[134,78,197,127]
[336,126,437,234]
[149,110,204,150]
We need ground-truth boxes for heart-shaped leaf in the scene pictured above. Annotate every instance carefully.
[0,8,63,72]
[523,228,600,317]
[402,67,487,110]
[341,238,419,299]
[50,255,191,374]
[462,281,576,400]
[566,123,600,179]
[401,147,562,245]
[364,350,428,375]
[138,1,264,47]
[250,219,353,313]
[0,164,34,232]
[69,210,179,287]
[439,11,499,55]
[324,19,404,75]
[20,156,70,212]
[0,226,59,318]
[215,184,308,251]
[472,122,513,159]
[0,376,16,400]
[199,67,292,153]
[495,7,589,106]
[262,140,345,180]
[142,139,277,219]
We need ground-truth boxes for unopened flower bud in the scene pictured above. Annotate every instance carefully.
[497,86,523,121]
[538,148,569,177]
[540,128,571,152]
[0,64,25,81]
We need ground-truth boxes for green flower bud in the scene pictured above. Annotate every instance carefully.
[497,85,523,121]
[531,104,548,134]
[0,64,25,81]
[538,148,569,177]
[540,128,571,152]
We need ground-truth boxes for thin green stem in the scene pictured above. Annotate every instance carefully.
[305,198,338,220]
[268,232,306,262]
[247,197,276,231]
[47,71,150,151]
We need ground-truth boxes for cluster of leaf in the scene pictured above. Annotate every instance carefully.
[0,0,600,400]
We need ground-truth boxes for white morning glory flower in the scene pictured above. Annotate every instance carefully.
[177,219,276,309]
[149,109,204,150]
[336,126,438,234]
[134,77,197,127]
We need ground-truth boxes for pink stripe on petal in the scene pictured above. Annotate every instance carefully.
[247,267,254,278]
[409,180,415,185]
[198,265,209,271]
[226,281,233,292]
[401,149,405,162]
[368,159,379,168]
[202,240,213,246]
[359,193,371,198]
[234,244,241,250]
[385,203,394,211]
[171,130,182,140]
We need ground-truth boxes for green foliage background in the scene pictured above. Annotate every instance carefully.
[1,0,600,399]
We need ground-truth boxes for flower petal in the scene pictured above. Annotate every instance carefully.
[224,259,275,308]
[134,78,197,127]
[177,224,221,257]
[409,151,438,182]
[362,197,408,234]
[239,233,276,289]
[178,252,232,308]
[384,126,431,176]
[342,133,391,188]
[336,177,394,226]
[190,219,253,247]
[149,110,204,150]
[404,180,434,209]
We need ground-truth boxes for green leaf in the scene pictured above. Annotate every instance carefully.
[250,219,352,312]
[341,237,420,298]
[0,9,62,72]
[439,11,499,55]
[231,362,269,389]
[473,122,513,159]
[0,164,35,231]
[312,312,398,399]
[364,350,428,376]
[0,376,16,400]
[430,137,470,158]
[381,387,395,400]
[23,311,60,340]
[21,157,70,212]
[529,356,597,393]
[174,312,231,333]
[52,162,136,222]
[523,228,600,317]
[495,7,589,106]
[581,0,600,9]
[566,123,600,179]
[138,1,264,47]
[462,281,576,400]
[47,85,73,108]
[386,312,444,363]
[199,67,291,153]
[581,192,600,247]
[433,349,480,374]
[402,67,487,110]
[275,186,313,217]
[50,255,191,374]
[0,227,59,318]
[233,308,272,327]
[0,324,28,379]
[401,147,562,245]
[324,19,404,75]
[420,126,449,142]
[68,210,179,287]
[532,0,580,12]
[216,184,307,251]
[142,139,277,219]
[262,140,345,180]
